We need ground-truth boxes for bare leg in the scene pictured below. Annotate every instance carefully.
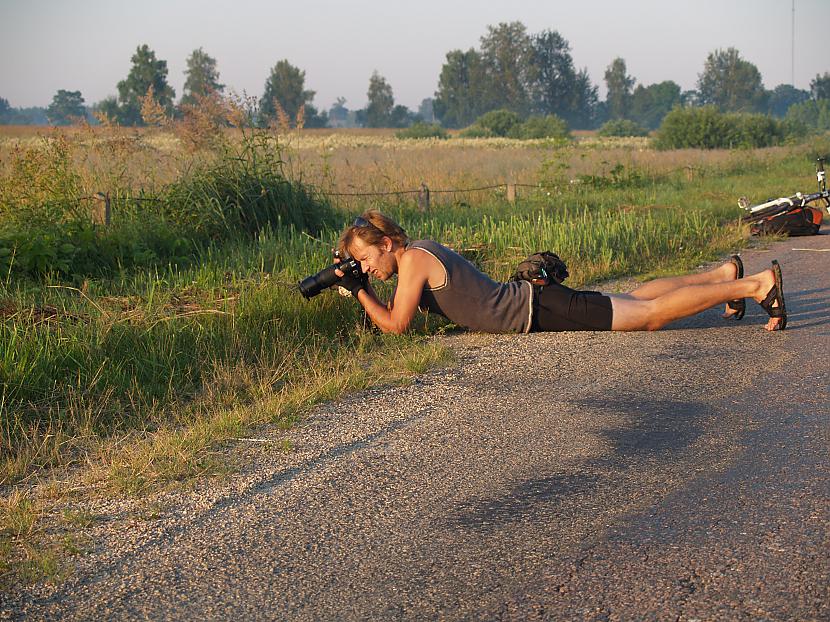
[627,261,737,300]
[610,268,780,331]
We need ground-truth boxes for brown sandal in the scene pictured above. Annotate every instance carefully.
[759,260,787,330]
[725,255,745,320]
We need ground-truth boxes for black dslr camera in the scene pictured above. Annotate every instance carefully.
[298,252,362,299]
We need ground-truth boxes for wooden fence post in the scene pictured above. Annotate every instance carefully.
[506,183,516,204]
[93,192,111,226]
[684,166,695,182]
[418,183,430,213]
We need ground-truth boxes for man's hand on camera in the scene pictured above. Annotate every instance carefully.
[332,251,368,298]
[337,269,368,297]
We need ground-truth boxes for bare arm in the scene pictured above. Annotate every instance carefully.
[354,250,432,334]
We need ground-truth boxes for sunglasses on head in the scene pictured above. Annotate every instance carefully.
[353,216,372,228]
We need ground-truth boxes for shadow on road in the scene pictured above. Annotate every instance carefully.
[447,396,710,531]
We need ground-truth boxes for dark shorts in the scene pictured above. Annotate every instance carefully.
[530,283,613,332]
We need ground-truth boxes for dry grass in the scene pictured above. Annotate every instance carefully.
[2,125,787,202]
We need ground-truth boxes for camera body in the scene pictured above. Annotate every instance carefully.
[298,254,362,299]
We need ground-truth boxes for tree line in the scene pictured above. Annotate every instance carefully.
[1,21,829,131]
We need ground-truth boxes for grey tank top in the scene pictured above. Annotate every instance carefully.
[408,240,533,333]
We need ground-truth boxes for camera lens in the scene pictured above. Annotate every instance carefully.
[298,258,358,299]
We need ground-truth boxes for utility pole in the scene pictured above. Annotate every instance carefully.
[792,0,795,86]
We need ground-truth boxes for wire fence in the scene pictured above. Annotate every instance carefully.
[26,181,560,223]
[21,163,709,221]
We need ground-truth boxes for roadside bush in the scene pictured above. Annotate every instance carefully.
[0,129,334,280]
[597,119,649,137]
[509,114,570,140]
[395,122,448,139]
[654,106,801,149]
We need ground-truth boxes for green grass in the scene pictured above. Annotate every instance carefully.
[1,135,828,492]
[1,130,828,587]
[0,225,453,486]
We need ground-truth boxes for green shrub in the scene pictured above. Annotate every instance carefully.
[459,124,495,138]
[395,122,448,139]
[785,99,830,131]
[725,113,785,148]
[597,119,649,137]
[470,109,522,137]
[509,114,571,140]
[654,106,728,149]
[460,111,570,140]
[163,163,332,240]
[575,163,647,189]
[654,106,801,149]
[0,214,195,280]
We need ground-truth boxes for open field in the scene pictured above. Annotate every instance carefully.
[1,122,828,583]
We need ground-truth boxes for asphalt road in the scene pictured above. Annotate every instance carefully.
[5,234,829,621]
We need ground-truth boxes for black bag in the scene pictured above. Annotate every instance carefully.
[510,251,569,285]
[750,206,823,237]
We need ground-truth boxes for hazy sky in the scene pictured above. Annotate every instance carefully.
[1,0,828,111]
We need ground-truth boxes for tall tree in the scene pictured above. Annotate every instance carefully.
[181,48,224,107]
[766,84,810,117]
[433,48,487,128]
[115,44,176,125]
[260,59,315,126]
[93,96,120,125]
[525,29,599,129]
[630,81,681,129]
[696,48,766,112]
[46,90,85,125]
[366,71,394,128]
[479,21,533,115]
[0,97,12,123]
[810,72,830,100]
[389,104,414,128]
[417,98,434,123]
[570,68,601,129]
[527,30,576,117]
[604,58,635,119]
[328,97,349,127]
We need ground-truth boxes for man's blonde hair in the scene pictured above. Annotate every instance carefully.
[338,210,410,256]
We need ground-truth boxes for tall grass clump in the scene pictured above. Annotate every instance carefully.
[0,122,334,281]
[163,130,336,239]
